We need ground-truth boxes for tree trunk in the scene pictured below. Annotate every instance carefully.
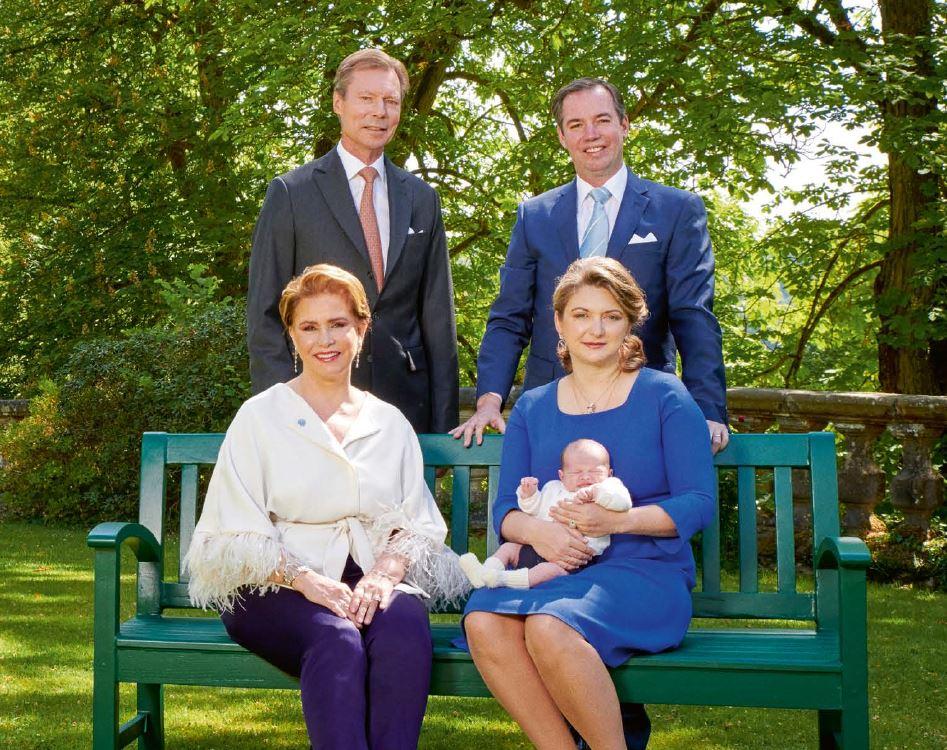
[875,0,944,394]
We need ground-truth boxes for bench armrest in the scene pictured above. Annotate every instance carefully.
[88,522,161,561]
[815,536,871,571]
[88,522,163,634]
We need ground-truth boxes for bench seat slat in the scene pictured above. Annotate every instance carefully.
[118,617,840,673]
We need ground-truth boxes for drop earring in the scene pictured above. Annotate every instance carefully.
[293,347,299,374]
[354,339,362,370]
[556,338,568,356]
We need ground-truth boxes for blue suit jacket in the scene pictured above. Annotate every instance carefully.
[476,167,727,423]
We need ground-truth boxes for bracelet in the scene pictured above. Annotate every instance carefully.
[368,569,400,583]
[281,561,311,588]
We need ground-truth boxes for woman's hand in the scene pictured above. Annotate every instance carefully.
[549,498,627,538]
[348,554,406,627]
[529,516,594,570]
[294,570,353,619]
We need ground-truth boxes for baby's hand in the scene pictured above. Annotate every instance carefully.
[519,477,539,498]
[574,486,596,503]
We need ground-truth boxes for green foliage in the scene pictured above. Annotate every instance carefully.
[0,281,248,523]
[1,1,943,400]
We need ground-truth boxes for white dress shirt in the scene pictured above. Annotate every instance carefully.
[337,142,391,266]
[576,166,628,246]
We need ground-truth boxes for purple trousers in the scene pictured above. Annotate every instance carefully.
[221,558,432,750]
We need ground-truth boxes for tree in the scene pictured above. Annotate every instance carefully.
[0,0,942,399]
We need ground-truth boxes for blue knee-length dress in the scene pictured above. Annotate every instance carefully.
[463,368,716,668]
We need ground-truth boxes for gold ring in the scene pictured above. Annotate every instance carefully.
[569,520,577,529]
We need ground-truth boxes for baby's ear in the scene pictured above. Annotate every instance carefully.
[608,468,613,476]
[558,469,564,481]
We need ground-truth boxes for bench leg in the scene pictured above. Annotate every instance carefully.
[137,683,165,750]
[92,670,119,750]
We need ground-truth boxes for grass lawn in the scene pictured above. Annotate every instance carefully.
[0,521,944,749]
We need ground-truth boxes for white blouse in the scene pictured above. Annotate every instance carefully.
[186,384,463,611]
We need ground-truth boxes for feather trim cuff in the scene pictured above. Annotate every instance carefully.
[184,531,282,613]
[385,529,471,611]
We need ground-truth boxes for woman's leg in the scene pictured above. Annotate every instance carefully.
[465,612,576,750]
[523,614,624,750]
[362,591,432,750]
[221,588,369,750]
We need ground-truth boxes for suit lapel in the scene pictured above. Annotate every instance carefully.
[607,167,650,258]
[311,150,373,272]
[554,181,580,265]
[384,157,412,283]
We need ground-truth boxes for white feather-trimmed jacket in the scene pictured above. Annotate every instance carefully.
[185,383,465,612]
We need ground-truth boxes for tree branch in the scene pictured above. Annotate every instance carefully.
[627,0,725,121]
[783,258,884,386]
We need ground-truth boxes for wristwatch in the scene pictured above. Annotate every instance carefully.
[281,560,310,588]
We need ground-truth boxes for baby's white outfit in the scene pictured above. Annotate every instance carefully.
[516,476,633,555]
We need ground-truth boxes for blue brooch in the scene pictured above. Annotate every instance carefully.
[297,418,306,427]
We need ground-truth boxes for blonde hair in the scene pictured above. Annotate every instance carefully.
[334,48,410,98]
[279,264,371,330]
[552,257,648,373]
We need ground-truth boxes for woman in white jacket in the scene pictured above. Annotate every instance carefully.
[185,264,464,750]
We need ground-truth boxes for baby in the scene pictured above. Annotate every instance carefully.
[459,438,632,589]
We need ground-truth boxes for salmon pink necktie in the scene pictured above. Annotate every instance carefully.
[358,166,385,292]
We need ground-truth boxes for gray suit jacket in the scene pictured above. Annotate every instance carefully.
[247,148,459,433]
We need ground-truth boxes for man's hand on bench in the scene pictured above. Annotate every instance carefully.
[450,393,506,446]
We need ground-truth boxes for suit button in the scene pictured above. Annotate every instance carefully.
[367,354,373,363]
[372,312,379,321]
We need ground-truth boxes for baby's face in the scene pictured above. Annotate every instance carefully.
[559,451,611,491]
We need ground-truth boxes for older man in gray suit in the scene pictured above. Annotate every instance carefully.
[247,48,458,433]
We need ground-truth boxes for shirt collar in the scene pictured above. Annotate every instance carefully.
[576,165,627,207]
[337,142,387,185]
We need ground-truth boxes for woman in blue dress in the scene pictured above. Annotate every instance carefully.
[464,257,716,749]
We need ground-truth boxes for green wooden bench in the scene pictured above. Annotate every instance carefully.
[89,430,870,749]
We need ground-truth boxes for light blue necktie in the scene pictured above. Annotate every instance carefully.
[579,186,611,258]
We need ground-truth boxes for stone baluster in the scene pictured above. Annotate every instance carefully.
[834,422,887,537]
[888,423,945,539]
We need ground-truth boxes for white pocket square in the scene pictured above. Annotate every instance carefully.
[408,227,424,235]
[628,232,657,245]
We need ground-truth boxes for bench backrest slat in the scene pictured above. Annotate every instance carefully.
[451,466,471,554]
[699,478,721,594]
[737,466,758,594]
[774,466,796,594]
[178,464,199,581]
[140,431,835,622]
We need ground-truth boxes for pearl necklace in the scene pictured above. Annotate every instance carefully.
[570,370,622,413]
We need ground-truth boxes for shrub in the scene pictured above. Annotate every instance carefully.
[0,288,249,524]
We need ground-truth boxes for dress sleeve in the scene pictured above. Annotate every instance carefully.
[493,401,532,540]
[184,407,283,612]
[653,381,716,554]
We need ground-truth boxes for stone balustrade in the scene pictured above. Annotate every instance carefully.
[3,388,945,539]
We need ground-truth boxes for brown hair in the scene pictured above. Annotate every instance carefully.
[279,264,371,330]
[334,48,410,98]
[552,257,648,373]
[551,77,626,129]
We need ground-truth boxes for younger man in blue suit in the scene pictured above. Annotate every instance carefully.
[453,77,728,452]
